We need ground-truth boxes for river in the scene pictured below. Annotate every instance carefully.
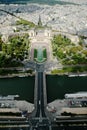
[0,75,87,103]
[46,75,87,102]
[0,76,35,103]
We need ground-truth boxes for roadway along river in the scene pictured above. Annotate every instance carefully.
[0,75,87,103]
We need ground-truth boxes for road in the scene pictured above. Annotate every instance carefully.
[35,72,46,118]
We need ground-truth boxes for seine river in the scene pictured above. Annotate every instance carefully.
[0,75,87,103]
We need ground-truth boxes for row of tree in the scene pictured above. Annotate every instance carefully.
[51,34,87,65]
[0,34,30,67]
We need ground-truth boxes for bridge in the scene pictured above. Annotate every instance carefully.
[35,72,46,118]
[29,62,87,130]
[29,63,52,130]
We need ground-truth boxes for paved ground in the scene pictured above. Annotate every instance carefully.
[30,41,52,61]
[16,100,34,113]
[0,100,34,114]
[29,35,63,72]
[47,99,67,117]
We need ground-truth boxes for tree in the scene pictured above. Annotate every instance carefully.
[51,34,72,59]
[0,34,30,67]
[0,36,3,51]
[7,34,30,60]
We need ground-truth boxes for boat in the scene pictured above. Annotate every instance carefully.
[65,92,87,99]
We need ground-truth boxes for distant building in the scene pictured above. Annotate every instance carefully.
[78,28,87,38]
[38,15,42,27]
[28,27,52,38]
[83,39,87,46]
[2,34,8,42]
[1,15,52,42]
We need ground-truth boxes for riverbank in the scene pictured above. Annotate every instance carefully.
[0,72,34,78]
[0,69,87,78]
[68,72,87,77]
[51,65,87,77]
[48,72,87,77]
[0,68,35,78]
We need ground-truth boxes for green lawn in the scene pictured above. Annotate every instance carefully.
[43,48,47,59]
[34,49,37,58]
